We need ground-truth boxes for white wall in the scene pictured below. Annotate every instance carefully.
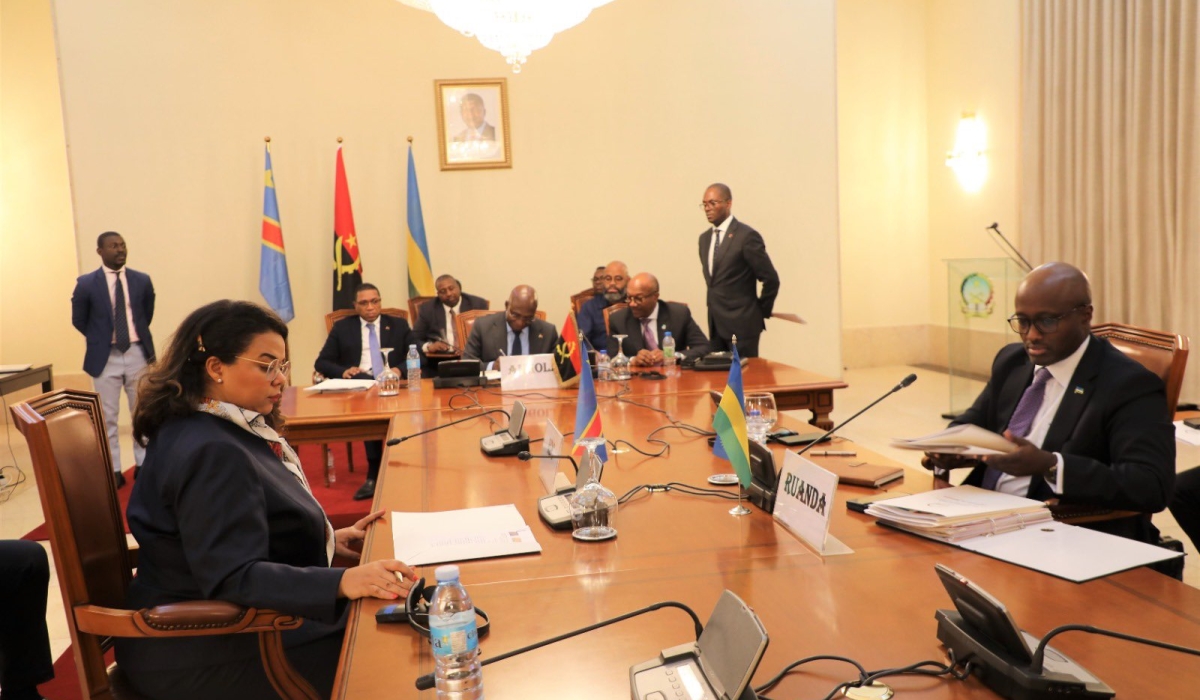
[43,0,842,381]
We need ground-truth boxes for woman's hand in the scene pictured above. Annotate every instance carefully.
[334,510,385,561]
[338,559,416,600]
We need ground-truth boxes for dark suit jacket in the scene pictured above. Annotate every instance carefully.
[411,293,488,347]
[116,413,345,673]
[71,267,156,377]
[698,218,780,342]
[314,314,414,379]
[953,337,1175,543]
[606,301,710,359]
[463,313,557,365]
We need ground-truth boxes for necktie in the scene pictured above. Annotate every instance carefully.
[511,331,524,356]
[641,318,658,351]
[367,323,384,378]
[981,367,1052,490]
[709,228,722,275]
[447,309,457,347]
[113,273,131,352]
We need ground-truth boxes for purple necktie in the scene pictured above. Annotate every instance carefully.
[641,318,658,351]
[982,367,1052,490]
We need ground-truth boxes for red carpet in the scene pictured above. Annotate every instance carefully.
[22,443,371,541]
[38,646,112,700]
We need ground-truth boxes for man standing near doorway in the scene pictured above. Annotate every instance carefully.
[72,231,156,489]
[697,183,779,358]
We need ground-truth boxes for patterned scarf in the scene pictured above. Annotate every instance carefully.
[197,398,335,565]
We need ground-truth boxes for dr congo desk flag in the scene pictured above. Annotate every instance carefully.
[332,145,363,310]
[572,336,607,463]
[259,142,294,322]
[406,143,435,298]
[553,312,582,388]
[712,342,751,488]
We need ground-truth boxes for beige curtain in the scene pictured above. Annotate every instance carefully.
[1021,0,1200,401]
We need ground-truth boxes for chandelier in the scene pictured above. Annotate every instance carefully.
[398,0,614,73]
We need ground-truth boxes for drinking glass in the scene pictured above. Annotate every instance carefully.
[744,392,777,446]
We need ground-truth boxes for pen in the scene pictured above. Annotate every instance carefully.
[812,450,856,457]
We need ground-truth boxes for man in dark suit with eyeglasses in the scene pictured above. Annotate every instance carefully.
[922,262,1174,544]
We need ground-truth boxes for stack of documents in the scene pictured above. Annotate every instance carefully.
[890,424,1017,456]
[866,486,1052,543]
[303,378,377,392]
[392,504,542,566]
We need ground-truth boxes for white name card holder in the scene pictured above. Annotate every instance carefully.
[772,451,853,556]
[499,353,559,391]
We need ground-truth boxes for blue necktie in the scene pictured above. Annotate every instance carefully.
[982,367,1052,490]
[511,331,524,356]
[367,323,384,378]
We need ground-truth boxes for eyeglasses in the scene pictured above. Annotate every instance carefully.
[700,199,728,209]
[627,293,659,305]
[236,356,291,380]
[1006,305,1087,334]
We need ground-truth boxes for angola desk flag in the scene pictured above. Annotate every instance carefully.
[553,312,583,387]
[572,346,607,462]
[712,344,751,488]
[405,145,435,298]
[332,146,363,310]
[259,144,294,322]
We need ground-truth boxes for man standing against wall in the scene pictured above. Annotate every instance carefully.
[72,231,155,488]
[697,183,779,358]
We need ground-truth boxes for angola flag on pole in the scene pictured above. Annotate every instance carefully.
[712,343,751,488]
[259,144,294,322]
[552,312,583,387]
[405,144,435,298]
[332,146,363,310]
[572,349,607,462]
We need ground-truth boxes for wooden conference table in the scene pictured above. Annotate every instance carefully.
[331,396,1200,699]
[281,358,847,444]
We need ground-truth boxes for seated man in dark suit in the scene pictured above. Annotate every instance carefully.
[578,260,628,353]
[923,262,1175,544]
[1168,466,1200,552]
[607,273,709,366]
[463,285,557,366]
[0,540,54,700]
[412,274,488,355]
[314,283,414,500]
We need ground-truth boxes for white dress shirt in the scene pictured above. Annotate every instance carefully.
[104,266,140,344]
[994,336,1089,496]
[422,299,462,353]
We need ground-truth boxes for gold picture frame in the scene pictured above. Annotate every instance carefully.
[435,78,512,171]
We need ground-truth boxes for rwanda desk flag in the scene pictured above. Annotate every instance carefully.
[332,146,364,310]
[406,145,435,298]
[259,145,294,322]
[553,312,583,387]
[572,345,607,462]
[712,344,751,488]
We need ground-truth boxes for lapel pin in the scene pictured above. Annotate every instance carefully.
[1073,386,1085,395]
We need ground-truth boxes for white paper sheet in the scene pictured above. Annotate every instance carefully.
[303,378,376,392]
[1174,420,1200,446]
[392,504,542,566]
[866,485,1047,525]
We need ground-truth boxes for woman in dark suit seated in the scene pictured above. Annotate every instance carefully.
[116,300,415,699]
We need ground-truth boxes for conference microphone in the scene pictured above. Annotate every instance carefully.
[983,221,1034,272]
[386,408,509,446]
[520,451,582,530]
[517,451,579,474]
[793,373,918,460]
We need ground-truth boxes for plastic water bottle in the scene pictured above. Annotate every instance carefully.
[597,350,611,381]
[661,331,677,377]
[429,565,483,700]
[406,345,422,391]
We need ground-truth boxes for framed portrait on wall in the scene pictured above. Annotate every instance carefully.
[435,78,511,170]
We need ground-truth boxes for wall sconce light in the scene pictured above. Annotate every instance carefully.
[946,112,988,193]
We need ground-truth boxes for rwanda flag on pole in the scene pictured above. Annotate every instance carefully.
[572,340,607,462]
[259,143,294,322]
[406,143,435,298]
[712,343,751,487]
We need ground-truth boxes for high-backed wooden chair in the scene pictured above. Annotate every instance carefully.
[602,302,629,337]
[407,296,436,324]
[570,288,596,316]
[10,390,317,700]
[1093,322,1189,411]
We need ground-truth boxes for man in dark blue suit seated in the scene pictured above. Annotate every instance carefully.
[315,283,414,500]
[923,262,1175,544]
[411,274,488,356]
[0,540,54,700]
[606,273,710,366]
[578,260,628,353]
[71,231,155,489]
